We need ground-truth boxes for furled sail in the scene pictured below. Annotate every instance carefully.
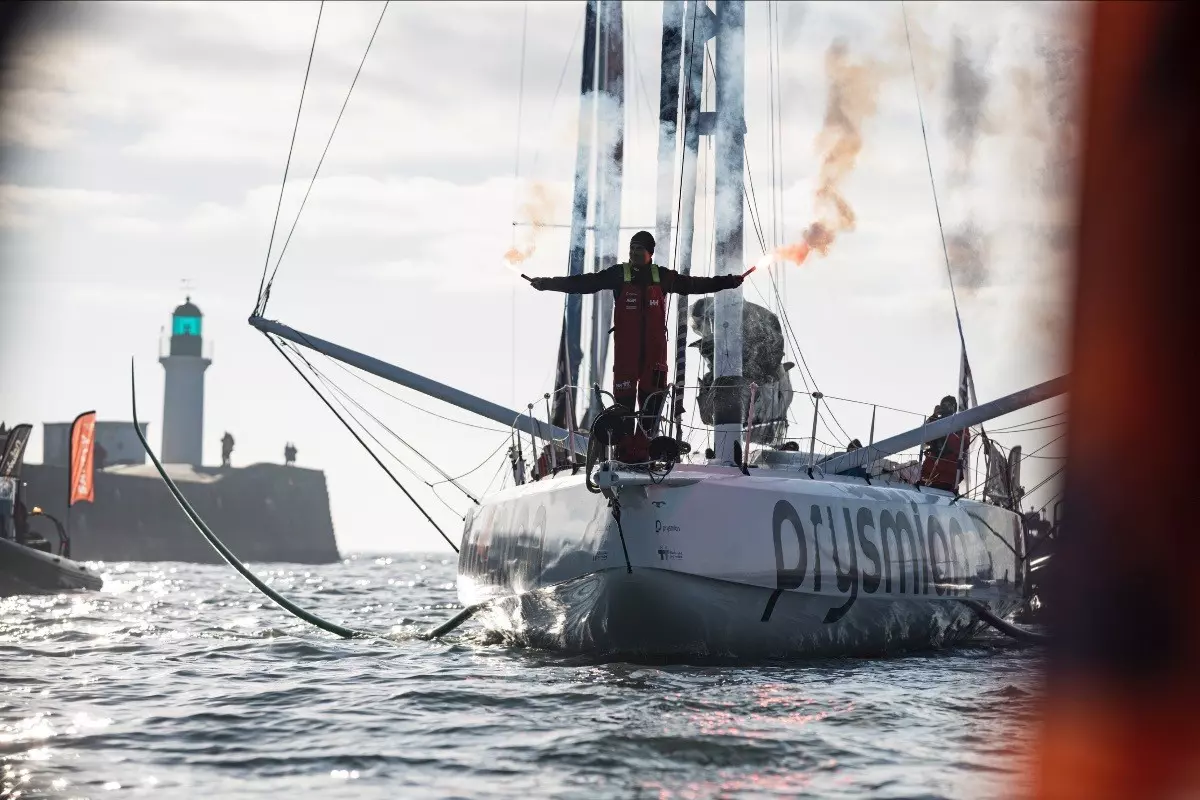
[689,297,793,443]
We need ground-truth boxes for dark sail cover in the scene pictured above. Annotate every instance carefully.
[689,298,794,443]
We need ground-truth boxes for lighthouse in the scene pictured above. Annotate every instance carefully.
[159,297,211,466]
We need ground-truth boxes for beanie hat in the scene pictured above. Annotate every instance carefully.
[630,230,656,255]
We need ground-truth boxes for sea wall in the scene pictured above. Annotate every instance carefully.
[19,463,340,564]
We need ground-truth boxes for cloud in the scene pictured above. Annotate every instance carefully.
[0,183,153,228]
[0,0,1084,551]
[1,0,588,179]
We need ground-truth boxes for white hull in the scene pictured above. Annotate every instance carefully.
[476,568,1016,658]
[457,464,1024,658]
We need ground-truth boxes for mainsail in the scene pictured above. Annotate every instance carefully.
[549,0,598,432]
[582,0,626,428]
[550,0,627,433]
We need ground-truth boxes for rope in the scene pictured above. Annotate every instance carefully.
[266,334,460,553]
[609,500,633,574]
[511,2,529,408]
[1023,465,1065,498]
[294,337,472,524]
[431,436,511,488]
[965,510,1020,559]
[131,359,371,640]
[255,1,324,315]
[137,360,479,644]
[292,342,481,505]
[301,352,478,507]
[960,599,1049,645]
[260,0,389,313]
[280,335,468,521]
[528,11,586,176]
[772,1,790,258]
[318,354,508,433]
[987,412,1067,433]
[900,1,970,361]
[988,420,1066,436]
[513,2,529,216]
[763,270,853,443]
[670,3,701,432]
[767,1,779,250]
[960,433,1066,500]
[625,2,657,122]
[730,88,853,445]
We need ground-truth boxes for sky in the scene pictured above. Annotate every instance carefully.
[0,1,1082,554]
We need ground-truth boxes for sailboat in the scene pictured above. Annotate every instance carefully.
[232,0,1065,657]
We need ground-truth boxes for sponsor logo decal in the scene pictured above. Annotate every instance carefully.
[771,498,1008,625]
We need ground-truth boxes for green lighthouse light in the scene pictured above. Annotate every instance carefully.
[168,297,204,356]
[173,315,201,336]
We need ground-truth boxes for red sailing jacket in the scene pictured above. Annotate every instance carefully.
[612,263,668,379]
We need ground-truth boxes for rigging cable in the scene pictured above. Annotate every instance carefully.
[265,333,460,553]
[773,1,789,276]
[280,335,469,520]
[432,436,512,489]
[297,345,480,505]
[131,360,365,640]
[715,33,852,446]
[318,353,508,433]
[285,338,487,509]
[767,0,779,252]
[511,1,528,407]
[987,420,1066,436]
[900,1,970,366]
[135,359,484,641]
[669,3,701,434]
[625,3,657,124]
[902,1,999,499]
[986,412,1067,433]
[255,0,324,316]
[528,12,585,176]
[260,0,389,313]
[960,432,1066,500]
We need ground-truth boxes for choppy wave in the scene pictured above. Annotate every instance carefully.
[1,554,1042,799]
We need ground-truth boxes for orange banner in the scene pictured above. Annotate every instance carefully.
[69,410,96,506]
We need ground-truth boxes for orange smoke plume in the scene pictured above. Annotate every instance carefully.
[769,40,882,268]
[503,181,557,269]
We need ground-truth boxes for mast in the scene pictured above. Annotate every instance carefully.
[670,1,711,439]
[550,0,599,430]
[711,0,746,464]
[585,0,626,426]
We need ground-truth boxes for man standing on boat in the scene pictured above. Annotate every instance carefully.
[530,231,746,462]
[920,395,970,491]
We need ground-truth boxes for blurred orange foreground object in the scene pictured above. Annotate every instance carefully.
[1033,2,1200,799]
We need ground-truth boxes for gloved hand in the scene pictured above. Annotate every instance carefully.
[530,277,548,291]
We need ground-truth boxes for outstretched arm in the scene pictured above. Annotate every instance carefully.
[663,269,745,295]
[530,266,620,294]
